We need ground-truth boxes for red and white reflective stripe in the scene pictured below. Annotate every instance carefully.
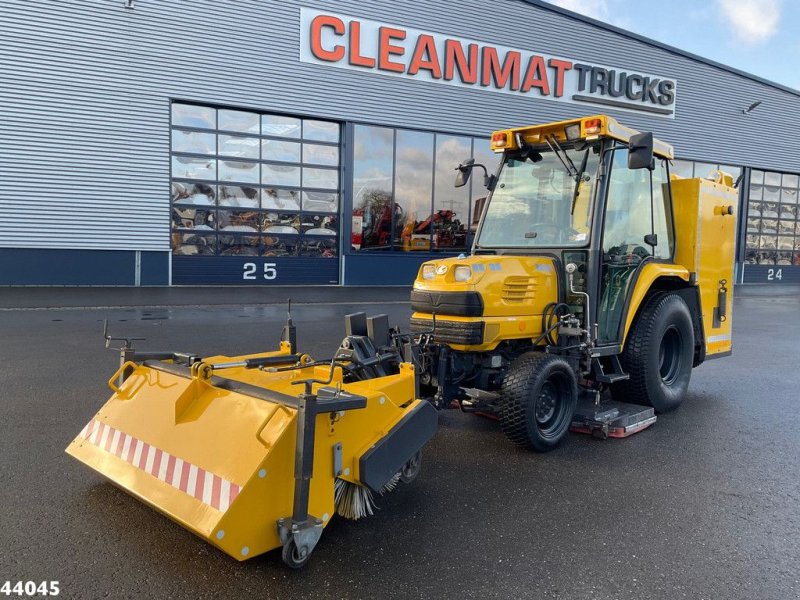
[79,419,241,511]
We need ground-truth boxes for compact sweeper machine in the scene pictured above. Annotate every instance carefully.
[67,312,437,568]
[68,115,737,569]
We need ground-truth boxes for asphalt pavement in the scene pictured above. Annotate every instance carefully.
[1,289,798,599]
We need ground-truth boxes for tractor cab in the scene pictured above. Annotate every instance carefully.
[458,115,675,349]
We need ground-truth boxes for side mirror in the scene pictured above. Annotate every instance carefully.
[455,158,475,188]
[628,132,654,170]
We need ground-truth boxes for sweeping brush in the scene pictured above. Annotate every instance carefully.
[334,473,401,521]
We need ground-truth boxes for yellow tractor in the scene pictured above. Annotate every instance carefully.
[411,114,737,447]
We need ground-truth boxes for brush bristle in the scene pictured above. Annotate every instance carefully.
[334,473,402,521]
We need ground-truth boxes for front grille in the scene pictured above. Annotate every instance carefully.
[501,276,538,302]
[410,289,483,316]
[410,317,484,345]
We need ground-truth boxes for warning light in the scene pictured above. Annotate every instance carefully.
[491,131,509,150]
[583,118,602,135]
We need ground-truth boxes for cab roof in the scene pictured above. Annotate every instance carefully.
[491,114,674,159]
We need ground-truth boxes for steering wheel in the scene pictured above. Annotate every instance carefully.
[525,222,566,244]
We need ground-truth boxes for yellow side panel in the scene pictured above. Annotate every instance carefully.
[622,263,690,343]
[671,177,738,355]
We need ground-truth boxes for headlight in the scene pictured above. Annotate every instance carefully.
[422,264,435,280]
[454,266,472,282]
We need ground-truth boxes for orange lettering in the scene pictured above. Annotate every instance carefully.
[379,26,407,73]
[408,35,442,78]
[521,55,550,95]
[444,40,478,83]
[481,47,521,90]
[348,21,376,68]
[310,15,345,62]
[548,58,573,97]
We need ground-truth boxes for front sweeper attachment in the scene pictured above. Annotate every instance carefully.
[67,312,437,568]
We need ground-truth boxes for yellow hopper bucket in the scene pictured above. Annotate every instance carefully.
[67,340,437,568]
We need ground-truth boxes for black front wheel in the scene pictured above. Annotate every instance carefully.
[500,353,578,452]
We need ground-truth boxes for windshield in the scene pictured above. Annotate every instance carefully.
[476,144,600,248]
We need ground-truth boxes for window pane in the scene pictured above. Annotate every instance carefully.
[749,184,763,201]
[353,125,394,250]
[761,202,779,218]
[262,234,298,257]
[652,160,674,259]
[172,233,216,255]
[763,186,780,202]
[172,206,215,231]
[470,138,497,234]
[172,182,216,205]
[778,236,795,250]
[172,130,215,154]
[783,173,799,188]
[748,202,762,217]
[218,109,259,133]
[219,185,259,208]
[433,134,471,249]
[302,191,338,213]
[218,134,259,159]
[172,104,215,129]
[262,188,301,211]
[764,171,781,186]
[262,212,301,234]
[693,162,718,180]
[218,209,259,233]
[303,120,339,142]
[262,164,300,187]
[172,156,215,180]
[746,217,760,234]
[219,159,259,183]
[718,164,741,183]
[302,214,338,235]
[304,143,339,166]
[218,234,260,256]
[779,204,796,221]
[781,187,798,204]
[750,170,764,185]
[394,129,434,251]
[670,159,694,179]
[263,115,301,138]
[263,139,301,163]
[299,237,337,257]
[304,167,338,189]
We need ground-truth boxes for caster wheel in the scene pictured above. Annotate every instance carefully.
[281,538,312,569]
[399,451,421,484]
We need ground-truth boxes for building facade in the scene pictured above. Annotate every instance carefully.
[1,0,799,286]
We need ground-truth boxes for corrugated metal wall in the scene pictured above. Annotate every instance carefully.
[1,0,798,252]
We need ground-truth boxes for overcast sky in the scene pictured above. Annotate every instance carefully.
[544,0,799,91]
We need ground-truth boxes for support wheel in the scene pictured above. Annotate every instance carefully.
[281,538,313,569]
[399,451,421,484]
[613,292,694,413]
[500,353,578,452]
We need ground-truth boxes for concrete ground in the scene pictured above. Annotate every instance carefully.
[1,288,798,599]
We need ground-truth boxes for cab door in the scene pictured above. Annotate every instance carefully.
[597,149,673,345]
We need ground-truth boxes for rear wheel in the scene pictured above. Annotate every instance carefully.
[500,353,578,452]
[613,292,694,413]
